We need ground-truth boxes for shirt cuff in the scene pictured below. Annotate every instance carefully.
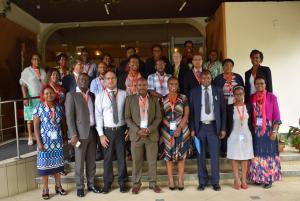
[96,127,104,136]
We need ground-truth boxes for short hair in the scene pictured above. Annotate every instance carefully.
[126,47,136,52]
[78,72,89,79]
[155,58,166,64]
[254,75,266,84]
[56,53,68,62]
[222,58,234,66]
[152,44,163,51]
[97,61,107,67]
[200,69,212,77]
[30,52,41,60]
[104,70,116,77]
[46,68,60,83]
[81,48,89,54]
[39,84,55,102]
[102,53,112,59]
[192,53,203,59]
[128,54,140,62]
[184,40,193,47]
[72,58,82,66]
[137,77,147,83]
[233,85,244,93]
[250,49,264,62]
[167,76,178,84]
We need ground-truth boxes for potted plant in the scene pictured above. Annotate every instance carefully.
[288,126,300,152]
[278,133,287,152]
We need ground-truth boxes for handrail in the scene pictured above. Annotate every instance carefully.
[0,96,40,160]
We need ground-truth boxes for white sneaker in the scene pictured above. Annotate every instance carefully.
[28,138,33,146]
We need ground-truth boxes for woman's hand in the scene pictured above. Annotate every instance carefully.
[38,143,46,152]
[269,131,277,141]
[174,127,182,138]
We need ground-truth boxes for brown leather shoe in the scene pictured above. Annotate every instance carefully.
[149,185,161,193]
[132,186,140,194]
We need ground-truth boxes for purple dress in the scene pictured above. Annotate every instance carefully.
[247,92,282,184]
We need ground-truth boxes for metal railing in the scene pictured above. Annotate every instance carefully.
[0,96,39,160]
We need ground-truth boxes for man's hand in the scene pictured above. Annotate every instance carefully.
[70,136,79,146]
[137,129,148,138]
[124,129,129,142]
[23,99,29,106]
[219,131,226,139]
[100,135,109,148]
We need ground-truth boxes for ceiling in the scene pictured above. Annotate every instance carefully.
[10,0,237,23]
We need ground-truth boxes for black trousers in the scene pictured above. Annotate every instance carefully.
[103,126,128,187]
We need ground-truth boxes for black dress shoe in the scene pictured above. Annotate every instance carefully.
[212,184,221,191]
[68,156,75,163]
[197,184,206,191]
[77,189,85,197]
[120,184,129,193]
[101,186,110,194]
[88,186,102,193]
[263,183,272,189]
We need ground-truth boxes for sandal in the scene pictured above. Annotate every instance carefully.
[42,188,49,200]
[55,186,67,195]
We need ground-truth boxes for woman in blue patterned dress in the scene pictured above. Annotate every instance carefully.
[33,85,67,199]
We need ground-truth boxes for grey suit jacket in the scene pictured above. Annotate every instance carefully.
[125,94,162,142]
[65,91,95,139]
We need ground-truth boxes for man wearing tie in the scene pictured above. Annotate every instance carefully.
[95,71,128,194]
[189,70,226,191]
[65,73,101,197]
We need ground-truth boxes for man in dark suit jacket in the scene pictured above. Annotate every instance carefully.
[141,44,172,78]
[183,54,203,96]
[65,73,101,197]
[189,70,226,191]
[125,78,162,194]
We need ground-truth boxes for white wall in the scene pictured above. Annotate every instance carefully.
[225,1,300,132]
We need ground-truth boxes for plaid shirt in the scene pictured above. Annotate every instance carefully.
[147,72,171,96]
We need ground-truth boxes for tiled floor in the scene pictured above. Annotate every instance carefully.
[1,180,300,201]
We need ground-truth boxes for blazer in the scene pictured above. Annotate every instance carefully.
[226,103,254,138]
[189,85,226,136]
[141,56,172,78]
[65,91,95,139]
[213,73,245,89]
[117,72,128,91]
[245,65,273,102]
[125,94,162,142]
[169,63,189,94]
[62,73,77,93]
[182,68,201,96]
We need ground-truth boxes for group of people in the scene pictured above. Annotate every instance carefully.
[19,40,282,199]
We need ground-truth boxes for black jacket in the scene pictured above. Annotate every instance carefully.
[141,56,172,78]
[245,66,273,103]
[169,64,189,94]
[182,68,201,96]
[213,73,244,89]
[226,103,254,138]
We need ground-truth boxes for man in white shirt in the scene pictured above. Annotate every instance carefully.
[95,71,128,194]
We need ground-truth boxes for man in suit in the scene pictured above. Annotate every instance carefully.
[189,70,226,191]
[141,44,172,78]
[125,78,162,194]
[62,58,84,162]
[95,71,129,194]
[65,73,101,197]
[183,54,203,96]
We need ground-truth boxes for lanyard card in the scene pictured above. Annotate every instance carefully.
[49,130,58,140]
[140,120,148,129]
[256,117,263,126]
[227,96,234,105]
[170,121,177,131]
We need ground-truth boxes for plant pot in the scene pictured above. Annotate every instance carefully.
[278,143,285,152]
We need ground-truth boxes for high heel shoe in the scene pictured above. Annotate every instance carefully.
[178,180,184,191]
[55,186,67,195]
[233,182,241,190]
[42,188,49,200]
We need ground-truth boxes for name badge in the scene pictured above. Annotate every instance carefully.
[256,117,263,126]
[239,133,245,143]
[140,120,148,129]
[170,121,177,131]
[49,131,58,140]
[228,96,234,105]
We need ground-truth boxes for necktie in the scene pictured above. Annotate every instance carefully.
[111,91,119,124]
[205,87,211,114]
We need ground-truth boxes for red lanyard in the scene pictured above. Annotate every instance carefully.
[224,73,233,93]
[193,68,201,84]
[156,73,165,89]
[80,91,89,104]
[105,89,118,102]
[168,94,177,113]
[139,95,147,110]
[98,77,106,90]
[236,104,245,125]
[44,103,55,127]
[32,67,41,81]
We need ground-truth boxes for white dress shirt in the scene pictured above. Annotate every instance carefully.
[95,88,127,136]
[250,74,256,95]
[201,85,215,121]
[76,87,95,126]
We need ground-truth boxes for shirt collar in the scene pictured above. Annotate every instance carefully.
[156,72,166,76]
[73,72,79,77]
[106,87,117,93]
[201,85,212,90]
[76,86,89,94]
